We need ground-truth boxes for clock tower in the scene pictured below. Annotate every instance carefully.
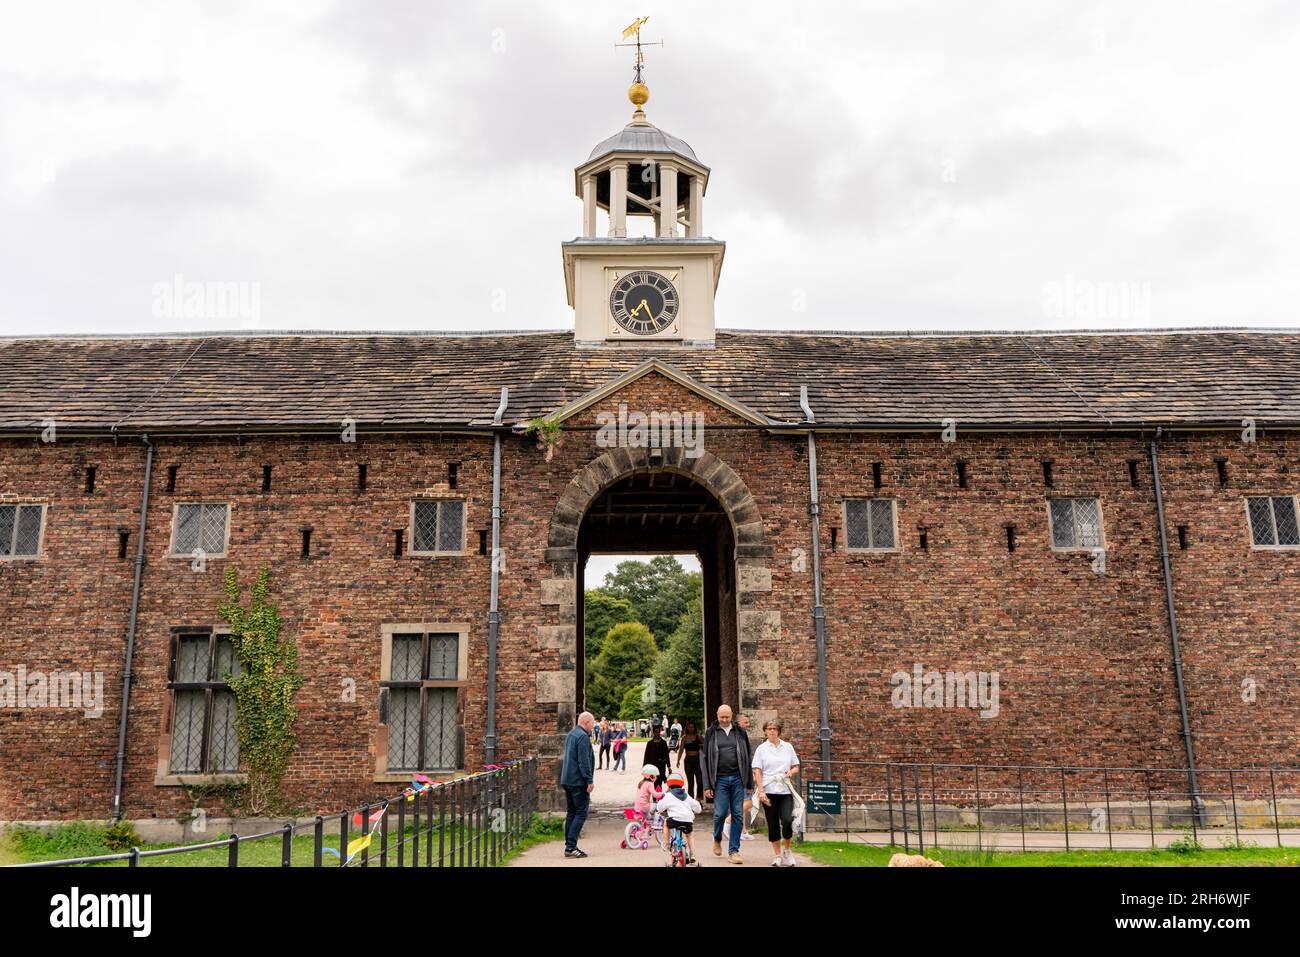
[564,22,724,347]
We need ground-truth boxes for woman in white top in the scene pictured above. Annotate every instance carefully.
[751,719,800,866]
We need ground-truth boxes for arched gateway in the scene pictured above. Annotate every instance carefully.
[536,445,778,780]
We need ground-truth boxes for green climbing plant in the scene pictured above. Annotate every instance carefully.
[523,416,564,461]
[218,567,302,816]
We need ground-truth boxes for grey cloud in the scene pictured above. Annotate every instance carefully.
[955,127,1171,200]
[50,149,264,214]
[2,68,179,103]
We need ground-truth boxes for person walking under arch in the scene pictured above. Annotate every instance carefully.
[644,721,670,787]
[597,718,613,770]
[677,719,703,800]
[701,705,752,864]
[736,713,757,842]
[561,711,596,858]
[752,718,800,867]
[612,722,629,772]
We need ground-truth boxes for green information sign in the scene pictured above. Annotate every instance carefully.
[805,780,842,815]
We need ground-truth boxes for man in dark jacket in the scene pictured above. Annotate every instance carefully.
[643,722,671,787]
[700,704,752,863]
[560,711,596,858]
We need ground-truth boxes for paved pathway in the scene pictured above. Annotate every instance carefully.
[510,739,821,867]
[591,739,650,807]
[509,813,820,867]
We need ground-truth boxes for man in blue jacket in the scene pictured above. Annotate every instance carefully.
[560,710,596,858]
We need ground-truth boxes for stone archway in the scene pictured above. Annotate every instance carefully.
[536,446,780,778]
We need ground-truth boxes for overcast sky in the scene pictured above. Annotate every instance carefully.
[2,1,1298,337]
[585,553,700,590]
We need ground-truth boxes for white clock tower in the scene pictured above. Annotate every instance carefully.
[564,22,724,347]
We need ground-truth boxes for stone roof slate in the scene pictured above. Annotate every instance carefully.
[1,330,1297,433]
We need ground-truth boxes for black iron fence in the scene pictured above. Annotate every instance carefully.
[13,757,538,868]
[797,760,1300,852]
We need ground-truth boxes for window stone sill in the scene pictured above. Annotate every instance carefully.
[154,773,247,787]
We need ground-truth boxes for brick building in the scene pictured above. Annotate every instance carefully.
[2,87,1299,823]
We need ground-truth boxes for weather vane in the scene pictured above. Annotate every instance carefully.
[616,16,662,118]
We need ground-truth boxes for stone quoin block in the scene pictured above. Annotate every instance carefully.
[738,609,781,644]
[540,577,574,606]
[536,671,576,703]
[746,709,780,737]
[740,660,780,690]
[737,566,772,593]
[537,625,576,652]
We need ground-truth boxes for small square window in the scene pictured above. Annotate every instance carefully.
[0,503,45,558]
[410,500,465,555]
[844,498,897,551]
[1246,495,1300,548]
[1048,497,1104,550]
[171,503,229,556]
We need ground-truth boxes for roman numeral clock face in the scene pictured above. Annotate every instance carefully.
[609,270,679,336]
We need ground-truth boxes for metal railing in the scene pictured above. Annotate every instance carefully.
[12,757,538,868]
[797,760,1300,852]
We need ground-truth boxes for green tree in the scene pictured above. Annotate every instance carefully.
[586,621,658,719]
[218,567,302,815]
[601,556,700,649]
[618,683,646,722]
[583,590,637,672]
[652,596,705,729]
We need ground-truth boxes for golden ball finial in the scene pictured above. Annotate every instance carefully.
[629,82,650,109]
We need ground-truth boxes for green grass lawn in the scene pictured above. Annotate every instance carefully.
[2,815,561,868]
[801,841,1300,867]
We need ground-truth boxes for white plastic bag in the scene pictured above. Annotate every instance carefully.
[791,784,807,837]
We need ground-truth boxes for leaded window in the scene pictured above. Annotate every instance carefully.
[168,629,240,774]
[410,500,464,554]
[171,503,229,556]
[0,503,45,557]
[1247,495,1300,547]
[844,498,897,550]
[383,631,462,772]
[1048,497,1104,549]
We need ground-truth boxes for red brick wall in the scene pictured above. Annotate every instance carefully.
[1,379,1297,820]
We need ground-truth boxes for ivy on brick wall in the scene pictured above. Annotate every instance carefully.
[218,567,302,816]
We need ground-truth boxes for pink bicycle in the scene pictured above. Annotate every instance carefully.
[620,808,664,850]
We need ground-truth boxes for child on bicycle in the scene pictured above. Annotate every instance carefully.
[656,771,702,862]
[634,764,662,822]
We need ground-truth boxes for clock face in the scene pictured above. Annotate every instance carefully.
[609,270,679,336]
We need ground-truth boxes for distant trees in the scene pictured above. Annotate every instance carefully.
[652,596,704,729]
[585,556,704,724]
[584,591,637,673]
[585,622,658,720]
[599,556,700,649]
[618,683,646,722]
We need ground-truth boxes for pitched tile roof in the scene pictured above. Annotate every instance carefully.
[1,329,1297,433]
